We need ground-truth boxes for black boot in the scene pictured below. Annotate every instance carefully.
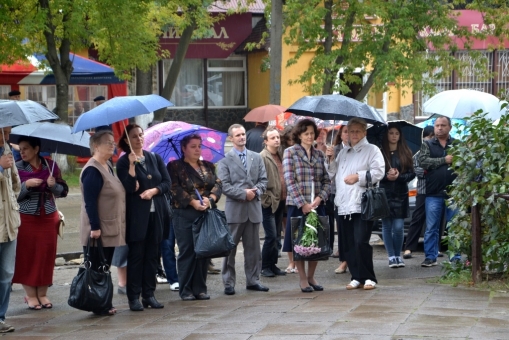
[142,296,164,309]
[128,299,144,311]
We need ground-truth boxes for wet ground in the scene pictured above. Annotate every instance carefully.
[4,190,508,339]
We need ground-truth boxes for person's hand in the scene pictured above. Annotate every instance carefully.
[47,176,56,188]
[128,152,138,165]
[135,181,140,191]
[245,188,256,201]
[445,155,453,164]
[302,203,313,214]
[26,178,44,188]
[387,168,399,181]
[190,199,207,211]
[325,146,334,158]
[202,196,211,208]
[140,188,157,200]
[311,197,322,210]
[90,229,101,239]
[0,153,14,169]
[344,174,359,185]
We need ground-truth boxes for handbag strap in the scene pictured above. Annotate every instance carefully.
[365,170,373,189]
[84,237,109,272]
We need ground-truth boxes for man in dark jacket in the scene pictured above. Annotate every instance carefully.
[246,122,268,153]
[418,117,457,267]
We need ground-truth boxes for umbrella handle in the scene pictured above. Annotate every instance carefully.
[122,121,135,156]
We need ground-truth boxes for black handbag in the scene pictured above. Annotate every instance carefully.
[68,238,113,313]
[361,171,390,221]
[291,214,332,261]
[192,208,236,259]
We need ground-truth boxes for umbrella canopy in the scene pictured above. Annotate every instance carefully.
[72,95,173,133]
[423,89,507,121]
[282,113,333,129]
[416,117,469,140]
[0,100,59,128]
[143,121,227,163]
[286,94,386,126]
[10,122,91,157]
[244,104,287,123]
[367,120,423,155]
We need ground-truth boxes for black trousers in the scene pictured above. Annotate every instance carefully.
[341,213,377,283]
[334,213,347,262]
[172,208,208,298]
[326,194,336,250]
[261,200,285,270]
[404,194,426,252]
[127,213,159,301]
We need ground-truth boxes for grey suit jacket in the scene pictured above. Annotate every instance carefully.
[217,148,268,224]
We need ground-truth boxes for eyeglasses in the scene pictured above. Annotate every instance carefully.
[102,141,117,147]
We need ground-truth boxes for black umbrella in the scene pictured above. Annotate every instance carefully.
[286,94,386,126]
[367,120,423,155]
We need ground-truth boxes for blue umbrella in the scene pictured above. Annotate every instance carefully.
[72,94,173,133]
[416,118,469,140]
[0,100,59,128]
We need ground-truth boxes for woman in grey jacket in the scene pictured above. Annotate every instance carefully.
[325,118,385,290]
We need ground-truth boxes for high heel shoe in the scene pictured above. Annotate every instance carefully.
[141,296,164,309]
[308,282,324,291]
[24,297,42,310]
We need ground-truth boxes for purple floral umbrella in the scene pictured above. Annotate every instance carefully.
[143,121,227,163]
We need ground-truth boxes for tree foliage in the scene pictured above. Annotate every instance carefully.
[282,0,509,99]
[448,109,509,274]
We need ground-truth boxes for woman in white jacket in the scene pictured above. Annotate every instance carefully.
[325,118,385,290]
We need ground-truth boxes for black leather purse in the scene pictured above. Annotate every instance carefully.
[68,238,113,313]
[361,171,390,221]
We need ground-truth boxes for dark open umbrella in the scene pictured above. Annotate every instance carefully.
[286,94,386,126]
[367,120,423,155]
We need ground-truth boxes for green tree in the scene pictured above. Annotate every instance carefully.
[282,0,506,99]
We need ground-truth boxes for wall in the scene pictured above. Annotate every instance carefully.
[247,51,270,108]
[164,107,250,133]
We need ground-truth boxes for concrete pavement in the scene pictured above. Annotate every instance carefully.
[4,191,509,339]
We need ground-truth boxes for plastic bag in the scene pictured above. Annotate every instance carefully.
[192,208,235,259]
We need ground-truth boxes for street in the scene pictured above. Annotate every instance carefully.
[4,190,509,339]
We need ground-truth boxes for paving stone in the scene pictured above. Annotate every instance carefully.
[327,320,400,335]
[257,322,330,335]
[393,314,475,338]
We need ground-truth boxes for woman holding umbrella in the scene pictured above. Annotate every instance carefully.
[282,119,331,293]
[167,134,222,301]
[13,136,68,309]
[117,124,172,311]
[379,123,415,268]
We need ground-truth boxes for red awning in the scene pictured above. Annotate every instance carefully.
[159,13,253,59]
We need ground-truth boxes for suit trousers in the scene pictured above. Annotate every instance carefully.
[127,213,159,301]
[341,213,377,283]
[172,208,208,298]
[222,220,262,288]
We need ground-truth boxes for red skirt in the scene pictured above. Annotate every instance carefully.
[12,209,59,286]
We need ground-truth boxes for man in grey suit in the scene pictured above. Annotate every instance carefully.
[217,124,269,295]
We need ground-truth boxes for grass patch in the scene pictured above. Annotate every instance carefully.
[63,168,81,188]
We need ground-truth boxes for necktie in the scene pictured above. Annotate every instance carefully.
[239,153,247,169]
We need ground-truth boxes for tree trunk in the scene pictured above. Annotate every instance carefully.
[321,0,334,95]
[269,0,283,104]
[135,67,155,129]
[155,21,196,121]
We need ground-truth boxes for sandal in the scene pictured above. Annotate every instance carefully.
[403,250,412,259]
[24,296,42,310]
[363,280,376,290]
[285,266,298,274]
[41,302,53,309]
[346,280,363,290]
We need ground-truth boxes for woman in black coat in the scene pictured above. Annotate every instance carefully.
[117,124,172,312]
[379,123,415,269]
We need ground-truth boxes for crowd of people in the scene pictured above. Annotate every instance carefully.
[0,114,458,332]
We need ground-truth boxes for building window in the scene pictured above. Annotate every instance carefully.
[162,59,204,107]
[0,86,10,99]
[207,58,246,107]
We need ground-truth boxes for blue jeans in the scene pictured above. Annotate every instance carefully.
[424,196,456,261]
[160,222,178,285]
[261,201,285,270]
[382,217,404,257]
[0,239,16,321]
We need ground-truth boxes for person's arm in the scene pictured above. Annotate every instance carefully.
[116,155,137,193]
[208,162,222,203]
[48,161,68,198]
[217,158,247,200]
[167,161,196,208]
[283,148,307,208]
[254,157,267,196]
[153,153,171,196]
[418,141,446,170]
[358,147,385,187]
[318,154,331,202]
[81,167,104,231]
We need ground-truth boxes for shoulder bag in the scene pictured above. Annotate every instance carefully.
[361,170,390,221]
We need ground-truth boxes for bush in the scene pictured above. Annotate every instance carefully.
[448,108,509,275]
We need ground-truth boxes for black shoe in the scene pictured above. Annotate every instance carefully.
[403,251,412,259]
[308,282,324,291]
[437,252,444,258]
[246,284,269,292]
[195,293,210,300]
[224,287,235,295]
[300,286,313,293]
[182,295,196,301]
[271,267,287,276]
[261,268,275,277]
[128,299,144,311]
[421,258,438,267]
[141,296,164,309]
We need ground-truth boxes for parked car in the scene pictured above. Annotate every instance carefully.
[371,178,447,246]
